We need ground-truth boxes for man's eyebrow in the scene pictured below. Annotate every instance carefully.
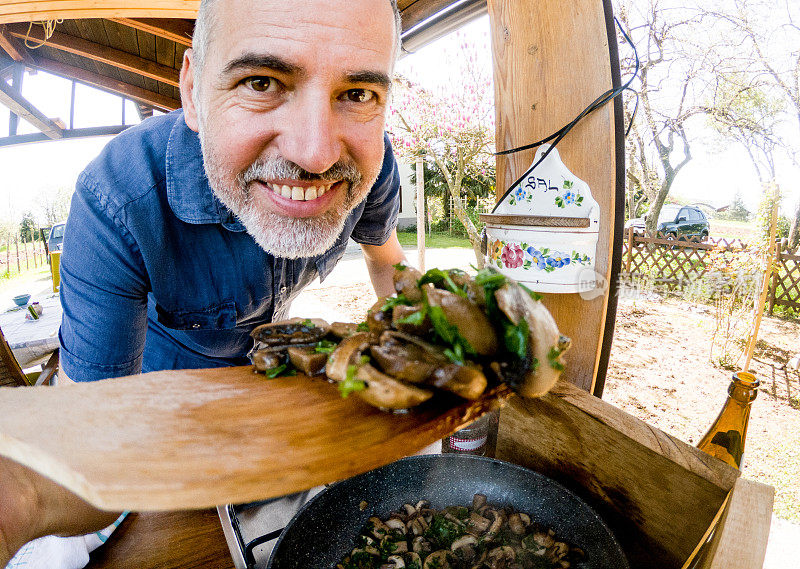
[222,53,299,76]
[347,70,392,90]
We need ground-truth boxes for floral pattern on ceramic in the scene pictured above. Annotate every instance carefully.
[488,239,592,273]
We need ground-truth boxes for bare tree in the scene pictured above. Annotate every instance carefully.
[708,0,800,250]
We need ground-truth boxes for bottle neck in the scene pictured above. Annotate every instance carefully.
[696,372,759,469]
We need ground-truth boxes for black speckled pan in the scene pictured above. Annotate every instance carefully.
[268,454,628,569]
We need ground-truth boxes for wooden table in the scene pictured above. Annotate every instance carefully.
[86,510,235,569]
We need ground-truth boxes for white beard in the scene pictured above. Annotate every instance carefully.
[198,128,379,259]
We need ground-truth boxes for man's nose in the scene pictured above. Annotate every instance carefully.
[279,92,342,175]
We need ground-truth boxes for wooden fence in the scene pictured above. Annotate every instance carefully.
[622,228,799,316]
[769,246,800,315]
[622,229,748,287]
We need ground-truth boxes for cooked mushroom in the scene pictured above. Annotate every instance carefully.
[424,287,498,356]
[484,510,506,539]
[423,550,451,569]
[369,516,392,540]
[286,345,328,375]
[427,363,487,400]
[385,518,407,534]
[381,555,406,568]
[468,512,490,534]
[354,364,434,410]
[508,512,530,535]
[487,545,516,566]
[472,494,487,510]
[450,535,478,552]
[495,282,570,397]
[326,332,371,382]
[393,264,424,302]
[249,348,285,372]
[392,304,431,335]
[250,317,328,347]
[403,552,422,567]
[329,321,361,339]
[412,536,432,555]
[369,340,438,384]
[367,298,394,335]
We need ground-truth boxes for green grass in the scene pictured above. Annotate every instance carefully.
[397,230,473,249]
[0,265,52,296]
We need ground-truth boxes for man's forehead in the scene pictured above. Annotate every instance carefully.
[208,0,397,71]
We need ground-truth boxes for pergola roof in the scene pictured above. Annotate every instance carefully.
[0,1,485,142]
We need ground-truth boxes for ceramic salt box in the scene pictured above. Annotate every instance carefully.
[480,145,600,293]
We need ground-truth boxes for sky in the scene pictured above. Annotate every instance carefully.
[0,13,797,225]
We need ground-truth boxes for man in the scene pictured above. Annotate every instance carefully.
[1,0,405,564]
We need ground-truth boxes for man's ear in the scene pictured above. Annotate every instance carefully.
[179,49,200,132]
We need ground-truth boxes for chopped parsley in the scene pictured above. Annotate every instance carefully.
[426,304,476,364]
[380,294,413,311]
[339,364,366,398]
[356,321,370,332]
[393,263,407,271]
[314,339,338,353]
[504,317,530,361]
[395,308,427,326]
[418,268,467,298]
[263,363,288,378]
[548,346,566,371]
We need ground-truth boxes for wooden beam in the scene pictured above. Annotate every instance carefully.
[30,56,180,112]
[0,76,63,138]
[108,18,194,47]
[0,25,35,65]
[6,24,179,87]
[0,3,200,26]
[399,0,455,32]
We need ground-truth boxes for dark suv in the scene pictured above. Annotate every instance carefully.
[625,205,709,240]
[47,221,67,252]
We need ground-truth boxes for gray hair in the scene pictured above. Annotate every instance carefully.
[192,0,402,73]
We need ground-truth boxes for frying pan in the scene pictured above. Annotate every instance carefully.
[267,454,628,569]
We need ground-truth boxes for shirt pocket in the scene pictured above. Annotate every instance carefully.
[155,300,237,331]
[315,239,349,282]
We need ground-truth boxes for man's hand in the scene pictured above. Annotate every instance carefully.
[361,230,407,298]
[0,456,122,566]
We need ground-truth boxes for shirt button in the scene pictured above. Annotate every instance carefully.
[280,287,287,295]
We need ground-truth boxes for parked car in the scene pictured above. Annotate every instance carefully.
[47,221,67,252]
[625,205,709,240]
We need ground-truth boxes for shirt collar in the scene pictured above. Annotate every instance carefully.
[165,111,246,232]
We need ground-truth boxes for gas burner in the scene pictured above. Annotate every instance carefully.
[218,487,324,569]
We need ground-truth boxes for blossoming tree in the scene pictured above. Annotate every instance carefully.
[388,33,495,266]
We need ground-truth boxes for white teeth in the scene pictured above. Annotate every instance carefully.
[267,182,333,201]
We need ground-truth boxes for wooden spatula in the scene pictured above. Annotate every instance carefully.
[0,366,511,511]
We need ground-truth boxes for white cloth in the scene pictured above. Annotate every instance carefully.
[5,512,127,569]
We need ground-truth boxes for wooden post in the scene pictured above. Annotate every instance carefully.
[487,0,618,392]
[23,232,29,270]
[14,236,20,274]
[743,195,779,371]
[415,158,426,272]
[625,226,634,274]
[768,246,780,316]
[4,238,9,276]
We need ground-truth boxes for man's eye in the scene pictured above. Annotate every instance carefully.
[245,77,279,92]
[345,89,376,103]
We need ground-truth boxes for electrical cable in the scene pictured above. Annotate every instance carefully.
[24,19,63,49]
[490,16,640,213]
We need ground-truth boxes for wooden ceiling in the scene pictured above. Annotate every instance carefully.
[0,1,474,117]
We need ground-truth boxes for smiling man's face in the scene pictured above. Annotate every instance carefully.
[180,0,398,258]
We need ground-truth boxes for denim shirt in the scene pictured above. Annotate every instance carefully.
[59,110,400,382]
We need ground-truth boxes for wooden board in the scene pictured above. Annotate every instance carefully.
[0,366,510,511]
[488,0,619,392]
[495,380,743,569]
[697,478,774,569]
